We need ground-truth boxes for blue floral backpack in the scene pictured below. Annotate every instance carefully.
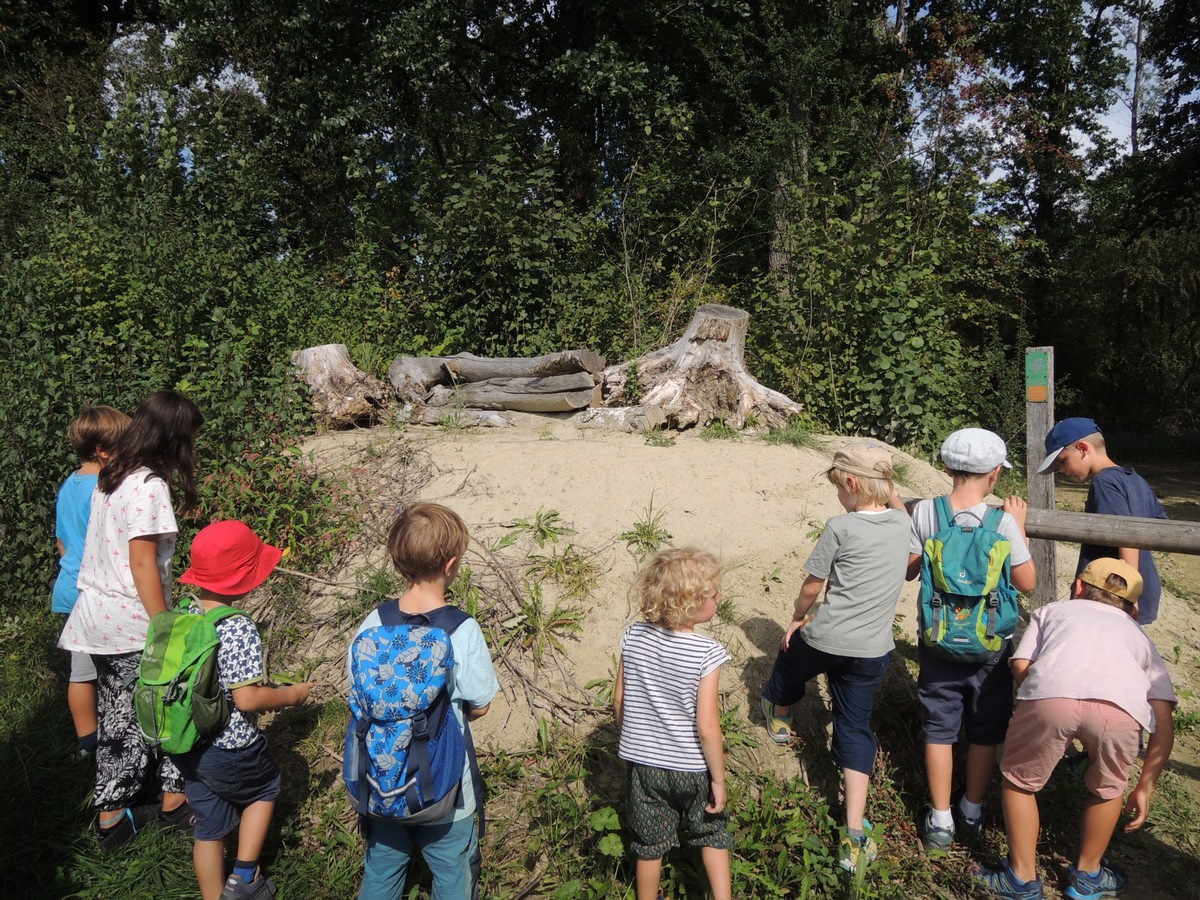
[344,602,482,829]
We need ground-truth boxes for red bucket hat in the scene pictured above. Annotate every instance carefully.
[180,520,283,595]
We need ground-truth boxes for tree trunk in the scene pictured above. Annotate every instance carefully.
[600,304,802,429]
[291,344,390,428]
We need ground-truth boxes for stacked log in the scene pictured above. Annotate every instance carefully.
[293,306,803,431]
[389,350,605,413]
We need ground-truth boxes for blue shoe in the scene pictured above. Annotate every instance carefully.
[919,808,955,852]
[1065,861,1127,899]
[973,860,1044,899]
[953,796,986,837]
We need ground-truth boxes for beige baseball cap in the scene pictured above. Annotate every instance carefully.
[826,441,894,479]
[1079,558,1144,604]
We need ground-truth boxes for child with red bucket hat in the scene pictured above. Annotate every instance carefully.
[173,521,316,900]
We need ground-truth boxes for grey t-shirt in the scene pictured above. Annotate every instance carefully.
[908,499,1032,567]
[800,508,911,658]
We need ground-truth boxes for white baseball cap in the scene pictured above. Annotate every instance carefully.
[940,429,1012,474]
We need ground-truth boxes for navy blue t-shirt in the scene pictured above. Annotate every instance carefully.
[1076,466,1168,625]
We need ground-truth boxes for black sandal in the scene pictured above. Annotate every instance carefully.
[154,800,197,835]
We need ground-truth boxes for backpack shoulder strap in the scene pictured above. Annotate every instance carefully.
[934,495,953,531]
[203,605,248,626]
[982,505,1005,532]
[426,605,471,634]
[377,599,404,627]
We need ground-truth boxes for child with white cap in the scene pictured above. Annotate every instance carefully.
[906,429,1037,852]
[973,558,1175,900]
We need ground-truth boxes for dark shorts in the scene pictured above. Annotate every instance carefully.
[763,638,890,775]
[624,764,732,858]
[917,642,1014,746]
[173,737,281,841]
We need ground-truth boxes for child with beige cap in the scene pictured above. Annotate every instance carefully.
[973,558,1175,900]
[760,441,911,872]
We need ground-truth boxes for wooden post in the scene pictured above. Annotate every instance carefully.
[1025,347,1057,610]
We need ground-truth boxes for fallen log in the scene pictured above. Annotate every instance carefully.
[426,377,594,412]
[388,349,605,403]
[292,344,390,428]
[601,304,802,429]
[575,406,669,433]
[443,350,605,381]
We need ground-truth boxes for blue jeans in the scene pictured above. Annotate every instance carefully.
[359,814,479,900]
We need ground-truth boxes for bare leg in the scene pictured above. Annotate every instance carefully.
[98,807,127,827]
[68,681,98,739]
[162,790,188,814]
[844,768,869,830]
[925,743,954,810]
[701,847,732,900]
[636,857,663,900]
[236,800,275,865]
[1001,777,1039,884]
[964,743,998,805]
[1077,795,1123,874]
[194,838,226,900]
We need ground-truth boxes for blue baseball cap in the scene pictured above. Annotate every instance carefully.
[1036,417,1102,474]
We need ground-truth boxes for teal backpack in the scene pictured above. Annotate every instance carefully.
[134,603,246,754]
[918,496,1018,662]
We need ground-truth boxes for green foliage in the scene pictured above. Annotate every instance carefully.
[619,497,673,562]
[763,416,823,449]
[700,420,741,441]
[507,508,576,549]
[750,166,1019,450]
[526,545,602,600]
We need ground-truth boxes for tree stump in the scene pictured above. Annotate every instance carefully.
[291,344,391,429]
[600,304,802,429]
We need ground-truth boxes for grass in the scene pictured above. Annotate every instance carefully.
[763,415,822,449]
[700,419,741,441]
[526,544,602,599]
[618,495,673,561]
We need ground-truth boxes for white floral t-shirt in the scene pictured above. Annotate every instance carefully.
[59,467,177,655]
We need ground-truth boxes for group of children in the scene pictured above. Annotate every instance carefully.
[615,423,1175,900]
[50,399,1176,900]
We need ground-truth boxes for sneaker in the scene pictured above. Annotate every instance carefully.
[919,808,955,852]
[95,806,152,854]
[838,820,879,873]
[154,800,197,836]
[760,696,792,744]
[1065,861,1127,899]
[219,873,277,900]
[973,860,1045,899]
[953,796,986,837]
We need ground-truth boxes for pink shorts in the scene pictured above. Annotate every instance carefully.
[1001,698,1140,800]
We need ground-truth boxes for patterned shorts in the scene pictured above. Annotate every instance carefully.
[624,763,732,858]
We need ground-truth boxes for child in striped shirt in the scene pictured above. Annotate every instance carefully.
[615,548,732,900]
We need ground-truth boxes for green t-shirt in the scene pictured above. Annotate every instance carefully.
[800,508,910,658]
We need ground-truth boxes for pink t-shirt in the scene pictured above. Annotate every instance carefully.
[58,467,178,655]
[1013,598,1175,731]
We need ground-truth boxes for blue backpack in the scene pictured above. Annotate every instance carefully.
[918,496,1019,662]
[344,602,483,831]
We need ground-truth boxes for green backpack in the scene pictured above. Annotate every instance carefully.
[134,603,246,754]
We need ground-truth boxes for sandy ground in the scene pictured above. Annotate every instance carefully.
[302,416,1198,757]
[296,415,1200,899]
